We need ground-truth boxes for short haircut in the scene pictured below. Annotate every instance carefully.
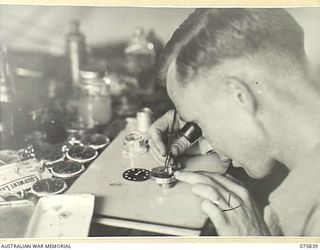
[157,8,306,85]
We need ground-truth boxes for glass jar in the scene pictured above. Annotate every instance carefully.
[77,69,112,129]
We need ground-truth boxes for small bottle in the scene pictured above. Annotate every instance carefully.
[65,19,87,87]
[0,45,15,145]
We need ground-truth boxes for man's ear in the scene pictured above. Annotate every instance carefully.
[223,77,257,114]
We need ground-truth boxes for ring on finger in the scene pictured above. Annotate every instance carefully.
[213,200,220,207]
[222,192,242,212]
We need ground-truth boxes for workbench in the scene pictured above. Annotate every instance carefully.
[67,128,230,236]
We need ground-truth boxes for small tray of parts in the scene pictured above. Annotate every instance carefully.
[25,194,95,238]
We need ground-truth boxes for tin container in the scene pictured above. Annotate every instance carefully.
[31,178,68,197]
[66,145,98,164]
[51,160,85,179]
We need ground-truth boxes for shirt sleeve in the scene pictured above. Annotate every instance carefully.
[301,202,320,236]
[264,205,284,236]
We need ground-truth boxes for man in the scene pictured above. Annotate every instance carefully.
[148,8,320,236]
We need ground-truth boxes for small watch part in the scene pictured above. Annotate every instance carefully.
[31,178,67,197]
[122,168,150,181]
[51,160,85,179]
[151,166,177,189]
[18,145,36,161]
[67,133,83,146]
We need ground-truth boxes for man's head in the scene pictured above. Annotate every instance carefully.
[159,8,309,178]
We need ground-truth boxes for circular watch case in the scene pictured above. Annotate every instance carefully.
[31,178,67,197]
[81,133,110,150]
[68,133,110,150]
[66,145,98,163]
[51,160,85,179]
[122,168,150,181]
[151,166,177,189]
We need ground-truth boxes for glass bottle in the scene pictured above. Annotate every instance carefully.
[77,68,112,129]
[65,19,87,87]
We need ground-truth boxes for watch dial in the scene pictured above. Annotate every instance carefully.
[122,168,150,181]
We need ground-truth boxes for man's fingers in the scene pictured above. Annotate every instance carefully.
[203,173,249,201]
[192,183,231,211]
[176,171,243,207]
[148,128,166,156]
[149,141,177,166]
[148,110,177,157]
[174,171,214,185]
[149,142,166,164]
[174,171,232,208]
[148,134,166,157]
[202,172,244,186]
[201,200,228,228]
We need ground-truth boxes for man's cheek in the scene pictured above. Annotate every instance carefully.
[198,137,214,155]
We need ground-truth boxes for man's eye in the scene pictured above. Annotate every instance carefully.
[177,114,187,124]
[179,117,185,123]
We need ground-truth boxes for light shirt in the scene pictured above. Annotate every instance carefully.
[264,161,320,236]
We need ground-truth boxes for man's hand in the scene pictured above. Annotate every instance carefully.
[148,110,186,163]
[147,110,231,170]
[174,171,270,236]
